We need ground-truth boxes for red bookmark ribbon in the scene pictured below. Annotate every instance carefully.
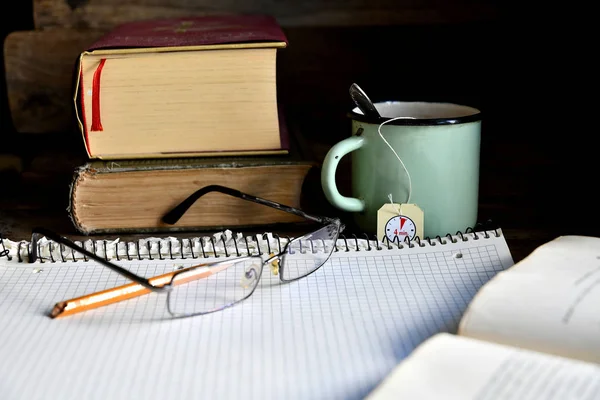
[90,58,107,132]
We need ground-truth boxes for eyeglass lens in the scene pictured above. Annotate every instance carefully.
[166,256,265,317]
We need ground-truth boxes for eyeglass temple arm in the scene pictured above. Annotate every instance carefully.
[30,227,166,292]
[162,185,335,225]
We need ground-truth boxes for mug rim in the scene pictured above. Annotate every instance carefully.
[348,100,482,126]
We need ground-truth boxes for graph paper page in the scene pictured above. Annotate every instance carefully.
[0,232,513,400]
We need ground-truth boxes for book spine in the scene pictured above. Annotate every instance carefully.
[73,54,93,158]
[67,163,93,235]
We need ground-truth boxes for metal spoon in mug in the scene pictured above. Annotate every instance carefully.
[349,83,381,119]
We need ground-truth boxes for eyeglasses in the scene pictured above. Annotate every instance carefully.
[30,185,344,318]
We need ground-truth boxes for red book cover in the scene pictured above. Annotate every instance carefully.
[87,14,288,51]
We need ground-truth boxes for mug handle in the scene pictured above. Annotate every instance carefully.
[321,135,366,212]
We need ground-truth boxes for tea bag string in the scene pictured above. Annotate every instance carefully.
[378,117,416,204]
[388,194,402,215]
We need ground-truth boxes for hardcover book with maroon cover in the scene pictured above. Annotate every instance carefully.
[74,15,289,160]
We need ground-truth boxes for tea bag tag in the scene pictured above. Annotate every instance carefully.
[377,201,424,243]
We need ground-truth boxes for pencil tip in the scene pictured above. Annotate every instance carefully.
[50,302,66,318]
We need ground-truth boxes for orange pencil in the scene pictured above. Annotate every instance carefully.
[50,262,226,318]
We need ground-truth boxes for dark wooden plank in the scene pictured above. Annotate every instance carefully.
[0,154,23,173]
[4,29,106,134]
[34,0,500,30]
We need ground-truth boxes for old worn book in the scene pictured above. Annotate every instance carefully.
[68,158,316,234]
[73,14,289,160]
[367,235,600,399]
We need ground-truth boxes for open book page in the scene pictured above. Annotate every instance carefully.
[459,235,600,363]
[367,333,600,400]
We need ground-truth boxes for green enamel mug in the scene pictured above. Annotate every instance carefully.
[321,101,482,238]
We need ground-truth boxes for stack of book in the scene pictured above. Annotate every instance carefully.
[68,14,316,234]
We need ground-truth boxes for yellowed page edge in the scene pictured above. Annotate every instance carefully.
[81,48,280,156]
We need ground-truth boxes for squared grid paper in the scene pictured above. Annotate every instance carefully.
[0,233,513,400]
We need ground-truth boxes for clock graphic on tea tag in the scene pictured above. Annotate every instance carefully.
[377,203,424,243]
[385,215,417,242]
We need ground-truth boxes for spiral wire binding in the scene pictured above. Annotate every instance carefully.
[254,235,262,256]
[1,219,501,264]
[0,233,11,261]
[372,218,500,250]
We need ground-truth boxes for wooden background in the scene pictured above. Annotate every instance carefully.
[0,0,593,261]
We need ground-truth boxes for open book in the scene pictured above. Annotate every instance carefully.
[367,235,600,399]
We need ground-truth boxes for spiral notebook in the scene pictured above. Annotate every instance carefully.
[0,228,514,400]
